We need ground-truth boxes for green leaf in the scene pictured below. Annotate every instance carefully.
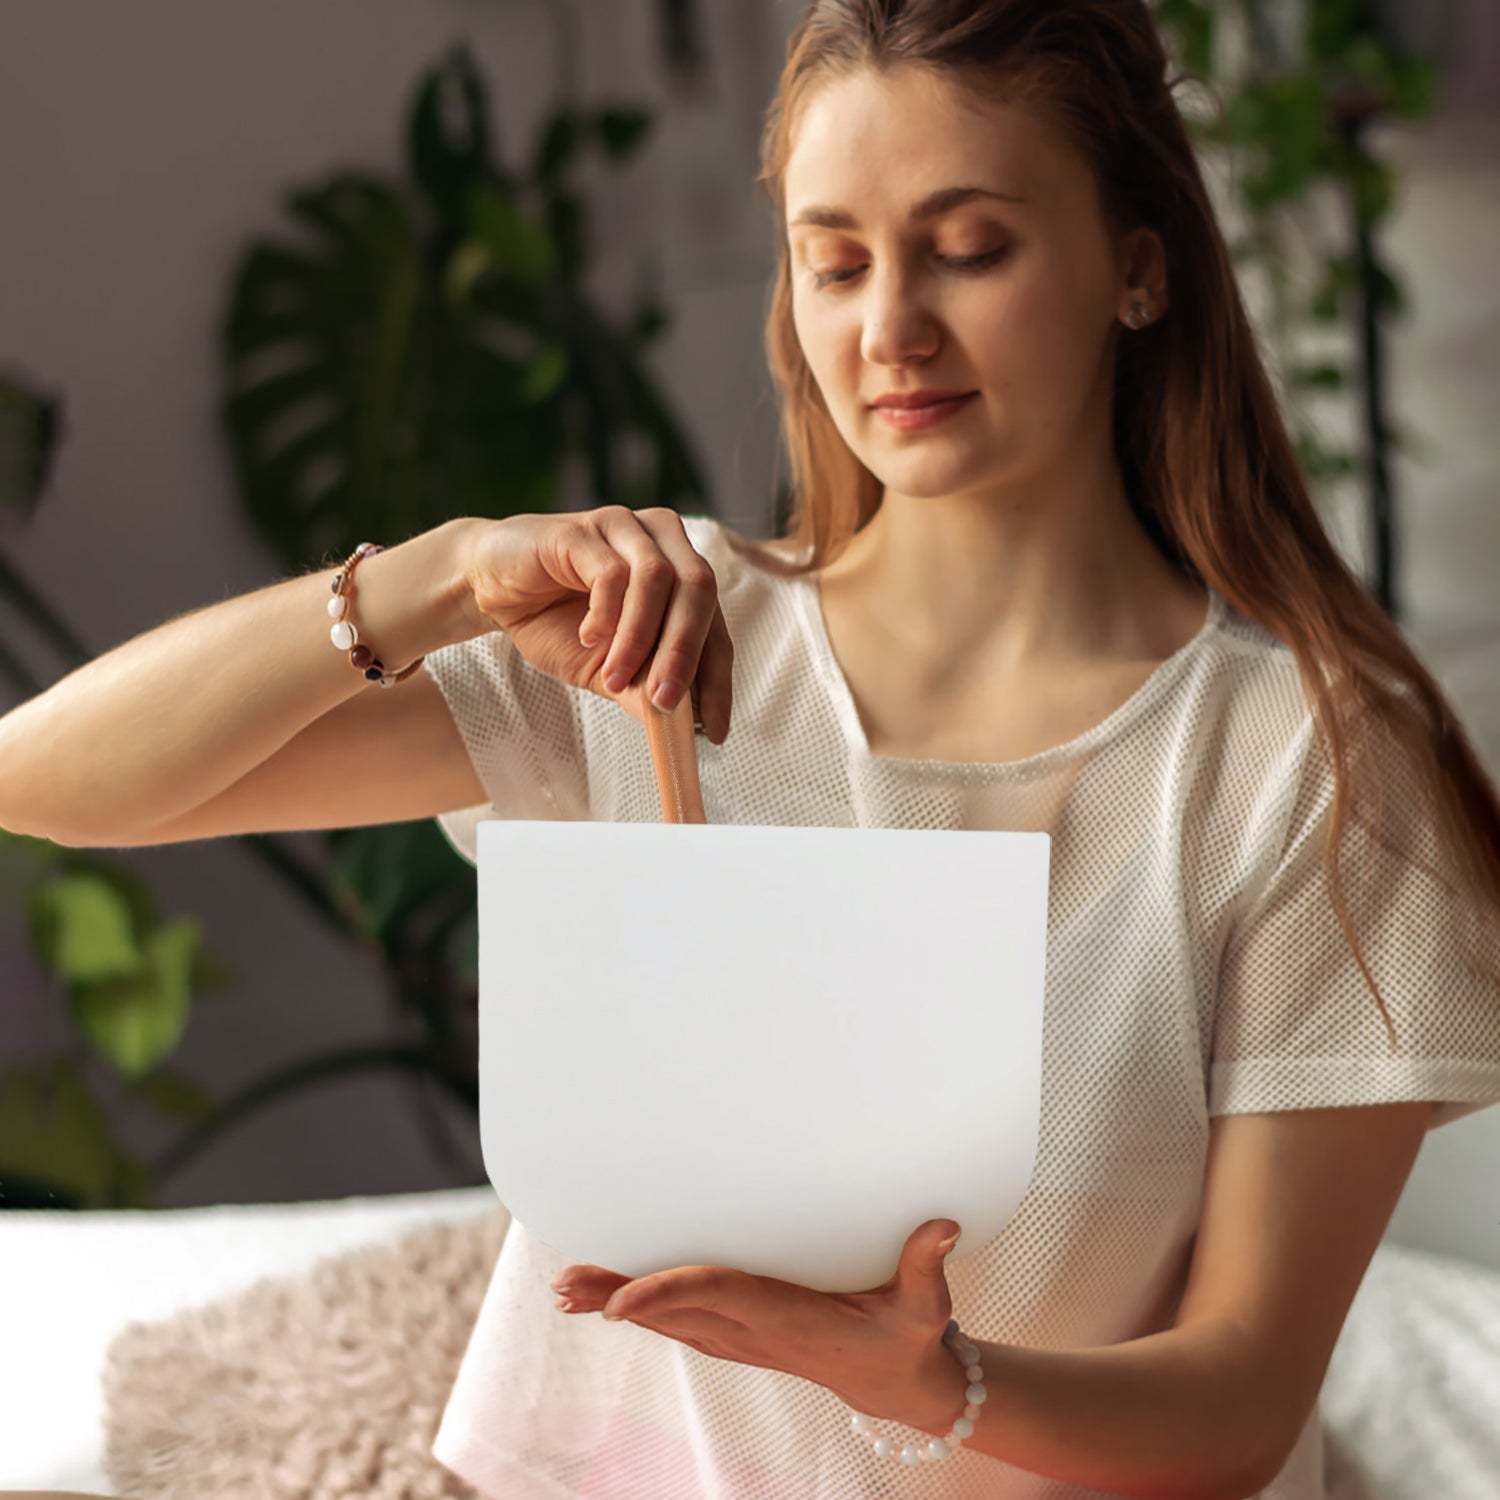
[73,855,162,943]
[215,41,711,593]
[1383,418,1439,466]
[1154,0,1215,75]
[325,820,467,946]
[0,829,62,905]
[1290,363,1347,391]
[28,873,142,984]
[468,183,555,287]
[0,1058,130,1207]
[445,905,478,989]
[1306,255,1359,322]
[1341,35,1394,94]
[533,108,582,188]
[1388,57,1439,118]
[71,916,200,1079]
[544,191,589,284]
[1351,158,1395,225]
[1371,263,1407,317]
[111,1153,154,1209]
[1241,76,1328,210]
[406,43,502,235]
[1223,89,1266,149]
[1294,429,1359,481]
[220,171,438,563]
[520,343,570,404]
[1309,0,1366,64]
[0,826,60,859]
[625,299,671,348]
[591,106,653,162]
[444,239,496,307]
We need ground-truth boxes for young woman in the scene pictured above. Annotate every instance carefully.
[3,2,1498,1498]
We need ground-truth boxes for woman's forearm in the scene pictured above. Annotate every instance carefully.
[0,516,485,844]
[904,1317,1279,1500]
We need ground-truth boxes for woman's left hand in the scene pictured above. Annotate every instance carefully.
[549,1218,966,1425]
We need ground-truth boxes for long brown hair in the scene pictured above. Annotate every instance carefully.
[722,0,1500,1047]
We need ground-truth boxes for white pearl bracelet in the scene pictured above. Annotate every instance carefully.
[848,1318,987,1465]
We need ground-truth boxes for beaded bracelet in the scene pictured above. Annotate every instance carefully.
[847,1318,987,1466]
[327,542,426,688]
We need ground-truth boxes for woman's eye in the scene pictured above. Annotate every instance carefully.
[811,248,1007,290]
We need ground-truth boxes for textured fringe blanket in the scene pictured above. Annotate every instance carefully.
[101,1208,511,1500]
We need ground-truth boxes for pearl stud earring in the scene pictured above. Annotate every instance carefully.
[1126,299,1152,329]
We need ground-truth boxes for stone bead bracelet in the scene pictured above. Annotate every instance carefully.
[847,1318,987,1466]
[328,541,426,688]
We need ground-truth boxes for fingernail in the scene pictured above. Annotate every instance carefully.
[938,1230,961,1252]
[652,678,682,711]
[606,669,629,693]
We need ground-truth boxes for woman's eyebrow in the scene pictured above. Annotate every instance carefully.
[788,184,1025,230]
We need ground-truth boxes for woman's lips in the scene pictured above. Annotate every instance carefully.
[871,392,978,431]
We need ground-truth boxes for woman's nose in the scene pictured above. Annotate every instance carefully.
[859,278,942,367]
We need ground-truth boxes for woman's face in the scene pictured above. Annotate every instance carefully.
[784,67,1139,500]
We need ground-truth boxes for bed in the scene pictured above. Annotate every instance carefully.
[3,1179,1498,1497]
[0,1186,498,1495]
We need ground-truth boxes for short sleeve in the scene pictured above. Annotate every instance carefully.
[422,627,592,868]
[1210,707,1500,1130]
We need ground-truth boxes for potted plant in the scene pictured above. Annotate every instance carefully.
[0,41,717,1208]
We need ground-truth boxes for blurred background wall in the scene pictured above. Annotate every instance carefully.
[0,2,1496,1259]
[0,0,796,1207]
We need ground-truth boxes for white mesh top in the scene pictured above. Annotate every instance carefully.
[421,512,1500,1500]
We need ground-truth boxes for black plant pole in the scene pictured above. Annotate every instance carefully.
[1332,87,1401,625]
[0,547,85,677]
[149,1041,479,1192]
[657,0,707,90]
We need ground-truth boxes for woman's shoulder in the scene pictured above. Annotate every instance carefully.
[678,513,809,613]
[680,511,799,567]
[1195,589,1314,735]
[1207,590,1299,664]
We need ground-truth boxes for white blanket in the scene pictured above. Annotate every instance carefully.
[0,1186,499,1493]
[2,1191,1497,1497]
[1320,1238,1500,1499]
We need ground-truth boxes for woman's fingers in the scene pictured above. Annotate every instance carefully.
[694,603,735,742]
[589,508,731,734]
[465,506,733,742]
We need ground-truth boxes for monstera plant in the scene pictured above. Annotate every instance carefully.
[0,41,715,1208]
[223,43,709,563]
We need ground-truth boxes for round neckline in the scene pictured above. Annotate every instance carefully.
[795,571,1226,778]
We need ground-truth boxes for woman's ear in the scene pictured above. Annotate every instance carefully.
[1118,225,1170,323]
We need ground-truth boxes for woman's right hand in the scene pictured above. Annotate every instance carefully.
[461,506,734,744]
